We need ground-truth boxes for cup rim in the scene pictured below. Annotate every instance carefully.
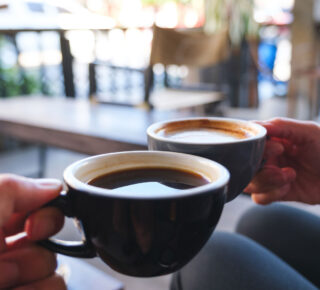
[147,117,267,145]
[63,151,229,200]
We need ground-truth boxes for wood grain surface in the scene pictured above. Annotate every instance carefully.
[0,96,201,155]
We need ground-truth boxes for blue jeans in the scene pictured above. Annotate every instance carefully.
[170,204,319,290]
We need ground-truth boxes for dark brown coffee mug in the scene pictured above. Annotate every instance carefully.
[39,151,229,277]
[147,117,266,202]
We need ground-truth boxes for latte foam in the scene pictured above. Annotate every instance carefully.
[159,128,247,143]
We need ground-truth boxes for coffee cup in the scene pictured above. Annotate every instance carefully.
[147,117,266,202]
[40,151,229,277]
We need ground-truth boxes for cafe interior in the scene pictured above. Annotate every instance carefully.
[0,0,319,289]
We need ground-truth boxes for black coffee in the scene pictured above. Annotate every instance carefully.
[88,167,210,195]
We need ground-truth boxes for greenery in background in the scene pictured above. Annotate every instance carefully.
[0,36,41,97]
[204,0,259,46]
[140,0,258,46]
[0,67,41,97]
[0,36,45,151]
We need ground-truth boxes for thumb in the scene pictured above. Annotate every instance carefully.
[256,118,319,144]
[0,174,62,227]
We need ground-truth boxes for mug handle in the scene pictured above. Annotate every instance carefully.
[38,191,96,258]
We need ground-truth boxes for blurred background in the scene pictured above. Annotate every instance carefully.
[0,0,296,105]
[1,0,320,289]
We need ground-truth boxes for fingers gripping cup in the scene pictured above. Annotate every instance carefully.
[147,118,266,202]
[39,151,229,277]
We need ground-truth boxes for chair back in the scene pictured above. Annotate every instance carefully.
[150,25,230,67]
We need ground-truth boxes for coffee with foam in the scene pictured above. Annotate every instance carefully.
[154,119,257,144]
[147,117,267,202]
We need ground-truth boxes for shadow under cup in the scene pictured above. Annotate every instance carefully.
[147,118,267,202]
[40,151,229,277]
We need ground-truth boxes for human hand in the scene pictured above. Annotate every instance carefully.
[244,118,320,205]
[0,174,66,289]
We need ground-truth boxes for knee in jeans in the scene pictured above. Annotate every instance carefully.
[235,203,292,237]
[171,232,258,290]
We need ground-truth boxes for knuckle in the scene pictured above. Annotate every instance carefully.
[0,174,19,192]
[270,117,285,125]
[307,122,320,132]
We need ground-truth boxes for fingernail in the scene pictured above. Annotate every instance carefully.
[35,179,62,190]
[0,262,19,288]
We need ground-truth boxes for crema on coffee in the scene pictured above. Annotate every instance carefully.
[155,119,256,144]
[157,128,249,143]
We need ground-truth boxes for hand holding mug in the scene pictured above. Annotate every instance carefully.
[0,175,65,290]
[244,118,320,205]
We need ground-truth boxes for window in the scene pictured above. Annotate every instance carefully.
[58,7,72,14]
[26,2,44,13]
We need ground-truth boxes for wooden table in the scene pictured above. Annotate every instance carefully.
[0,96,202,155]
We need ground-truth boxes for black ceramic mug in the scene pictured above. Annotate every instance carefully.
[40,151,229,277]
[147,117,266,202]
